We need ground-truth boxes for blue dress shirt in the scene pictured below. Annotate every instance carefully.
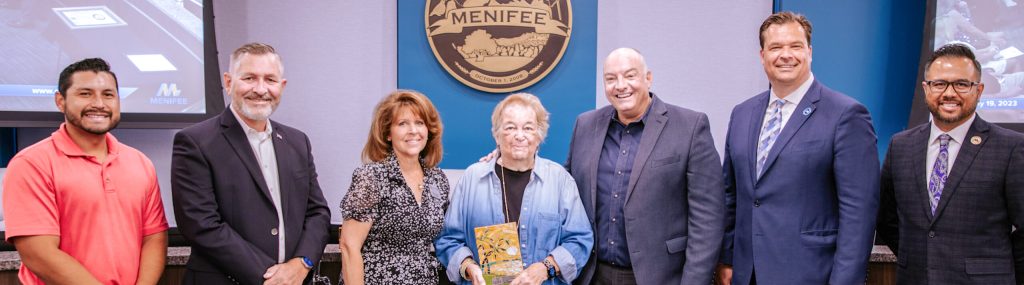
[594,105,650,267]
[436,157,594,284]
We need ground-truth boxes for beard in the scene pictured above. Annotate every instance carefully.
[231,90,277,122]
[65,107,118,135]
[928,100,976,127]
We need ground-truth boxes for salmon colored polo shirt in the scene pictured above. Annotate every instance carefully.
[2,124,169,285]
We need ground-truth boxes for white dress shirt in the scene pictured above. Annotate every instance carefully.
[761,73,815,137]
[926,114,976,185]
[231,107,286,263]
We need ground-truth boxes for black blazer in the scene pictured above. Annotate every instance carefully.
[877,117,1024,284]
[171,108,331,285]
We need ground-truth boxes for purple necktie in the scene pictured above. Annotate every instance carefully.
[928,134,951,215]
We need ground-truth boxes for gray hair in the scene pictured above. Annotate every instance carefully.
[490,92,550,143]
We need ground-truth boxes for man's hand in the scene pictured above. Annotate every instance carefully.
[510,262,547,285]
[715,263,733,285]
[461,258,486,285]
[262,258,310,285]
[478,149,499,162]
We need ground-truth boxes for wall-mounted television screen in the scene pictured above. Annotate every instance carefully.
[912,0,1024,131]
[0,0,222,128]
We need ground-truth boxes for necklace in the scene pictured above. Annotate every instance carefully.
[500,164,512,224]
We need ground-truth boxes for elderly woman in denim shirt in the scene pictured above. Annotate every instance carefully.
[436,93,593,285]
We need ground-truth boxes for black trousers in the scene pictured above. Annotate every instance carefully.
[593,261,637,285]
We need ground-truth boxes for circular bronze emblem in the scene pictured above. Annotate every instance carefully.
[425,0,572,93]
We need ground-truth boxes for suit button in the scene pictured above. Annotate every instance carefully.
[271,228,279,236]
[928,231,935,238]
[754,200,761,207]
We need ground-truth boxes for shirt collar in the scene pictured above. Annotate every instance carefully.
[611,93,655,125]
[486,155,546,184]
[769,73,814,105]
[231,106,273,138]
[52,123,119,158]
[929,113,976,146]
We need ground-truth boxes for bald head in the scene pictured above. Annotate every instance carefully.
[603,47,653,124]
[605,47,648,74]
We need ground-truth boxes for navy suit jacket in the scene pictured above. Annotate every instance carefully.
[568,95,725,285]
[876,118,1024,284]
[171,108,331,285]
[721,80,879,285]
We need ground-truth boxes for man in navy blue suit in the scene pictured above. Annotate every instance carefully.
[716,12,880,285]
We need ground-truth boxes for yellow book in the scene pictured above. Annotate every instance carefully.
[474,222,523,285]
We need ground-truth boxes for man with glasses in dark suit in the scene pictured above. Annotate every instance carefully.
[876,42,1024,284]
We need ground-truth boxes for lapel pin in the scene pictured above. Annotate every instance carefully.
[970,136,981,145]
[802,107,814,116]
[275,133,283,140]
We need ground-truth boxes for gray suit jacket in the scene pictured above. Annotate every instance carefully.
[567,95,724,285]
[876,117,1024,284]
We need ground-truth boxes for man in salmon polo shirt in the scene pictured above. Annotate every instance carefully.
[2,58,169,285]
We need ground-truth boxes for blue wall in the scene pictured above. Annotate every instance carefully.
[777,1,926,160]
[397,1,597,169]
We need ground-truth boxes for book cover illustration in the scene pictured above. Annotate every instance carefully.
[474,222,524,285]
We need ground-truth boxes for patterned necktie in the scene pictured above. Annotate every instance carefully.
[928,134,952,215]
[756,99,786,177]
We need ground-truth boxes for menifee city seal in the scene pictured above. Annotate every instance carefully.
[426,0,572,93]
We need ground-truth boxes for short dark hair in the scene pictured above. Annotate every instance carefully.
[759,11,813,49]
[925,43,982,79]
[57,58,119,97]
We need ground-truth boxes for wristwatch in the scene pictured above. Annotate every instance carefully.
[542,259,557,279]
[299,256,314,269]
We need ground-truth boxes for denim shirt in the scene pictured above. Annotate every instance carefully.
[436,157,594,285]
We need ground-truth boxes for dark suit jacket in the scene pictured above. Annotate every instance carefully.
[171,108,331,285]
[568,95,725,285]
[876,117,1024,284]
[721,80,879,285]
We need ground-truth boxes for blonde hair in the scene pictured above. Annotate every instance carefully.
[363,90,444,167]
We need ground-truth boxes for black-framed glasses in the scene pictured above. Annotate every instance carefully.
[923,80,980,94]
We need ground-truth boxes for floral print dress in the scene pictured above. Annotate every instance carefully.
[341,153,450,285]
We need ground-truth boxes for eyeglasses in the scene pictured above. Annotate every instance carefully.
[924,80,980,94]
[502,124,537,136]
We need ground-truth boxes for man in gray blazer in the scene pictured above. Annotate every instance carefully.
[567,47,725,285]
[876,43,1024,284]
